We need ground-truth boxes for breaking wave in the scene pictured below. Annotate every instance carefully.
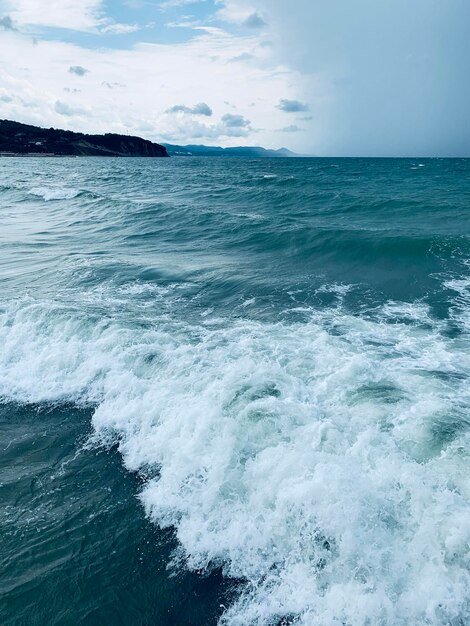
[2,282,470,625]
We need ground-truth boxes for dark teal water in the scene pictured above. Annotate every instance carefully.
[1,157,470,625]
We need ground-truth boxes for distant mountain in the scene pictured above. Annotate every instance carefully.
[0,120,169,157]
[162,144,299,158]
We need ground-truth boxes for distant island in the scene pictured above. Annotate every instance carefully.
[0,120,298,158]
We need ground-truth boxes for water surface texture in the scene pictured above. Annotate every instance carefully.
[1,157,470,625]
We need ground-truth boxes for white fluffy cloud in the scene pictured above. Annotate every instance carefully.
[100,23,140,35]
[166,102,213,116]
[160,0,208,9]
[0,0,103,31]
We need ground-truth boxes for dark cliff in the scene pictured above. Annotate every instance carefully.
[0,120,169,157]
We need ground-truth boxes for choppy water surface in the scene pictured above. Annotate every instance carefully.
[1,157,470,625]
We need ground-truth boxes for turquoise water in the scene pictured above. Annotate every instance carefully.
[1,157,470,625]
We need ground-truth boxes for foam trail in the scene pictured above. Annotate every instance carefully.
[2,291,470,626]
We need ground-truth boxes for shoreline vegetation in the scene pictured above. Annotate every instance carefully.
[0,119,169,158]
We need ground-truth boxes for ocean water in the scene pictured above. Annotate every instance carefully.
[1,156,470,626]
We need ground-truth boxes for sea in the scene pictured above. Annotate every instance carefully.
[1,156,470,626]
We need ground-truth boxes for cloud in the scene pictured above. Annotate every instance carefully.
[0,15,16,30]
[160,115,253,140]
[278,124,302,133]
[160,109,254,141]
[100,22,139,34]
[102,81,125,89]
[2,0,103,31]
[242,12,266,29]
[216,1,266,28]
[277,98,309,113]
[54,100,86,116]
[160,0,207,9]
[3,1,142,34]
[166,102,213,116]
[68,65,89,76]
[221,113,250,128]
[165,21,227,37]
[0,89,13,102]
[229,52,254,63]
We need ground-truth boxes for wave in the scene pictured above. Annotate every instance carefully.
[28,187,96,201]
[1,291,470,625]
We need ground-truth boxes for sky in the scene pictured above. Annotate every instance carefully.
[0,0,469,156]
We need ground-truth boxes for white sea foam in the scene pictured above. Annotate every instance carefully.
[29,187,82,201]
[1,294,470,625]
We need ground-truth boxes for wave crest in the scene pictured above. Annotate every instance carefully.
[29,187,84,201]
